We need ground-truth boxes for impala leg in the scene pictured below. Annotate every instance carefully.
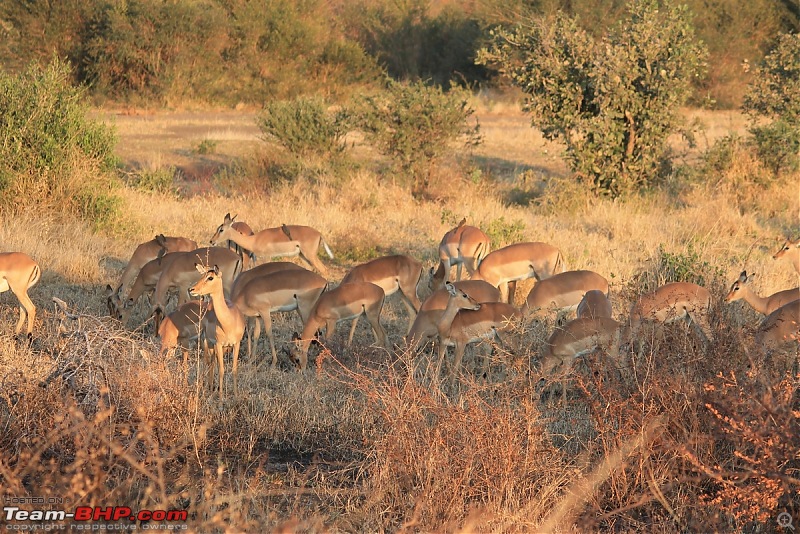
[11,287,35,336]
[449,343,467,386]
[232,342,240,396]
[252,316,263,359]
[498,282,509,304]
[455,262,463,282]
[398,291,419,335]
[300,248,330,279]
[366,311,388,349]
[348,317,359,346]
[507,281,518,307]
[215,343,225,399]
[259,310,278,367]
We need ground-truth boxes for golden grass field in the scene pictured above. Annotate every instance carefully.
[1,103,798,532]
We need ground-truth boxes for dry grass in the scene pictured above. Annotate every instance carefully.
[0,107,798,532]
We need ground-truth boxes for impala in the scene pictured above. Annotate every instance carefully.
[576,289,614,320]
[292,281,388,371]
[151,247,241,331]
[429,219,491,291]
[773,237,800,275]
[521,270,609,320]
[158,300,208,369]
[107,250,180,326]
[210,213,333,276]
[434,282,520,384]
[470,241,567,305]
[227,220,257,270]
[232,269,327,365]
[230,261,307,301]
[755,300,800,373]
[115,234,197,294]
[629,282,713,348]
[407,280,502,352]
[724,271,799,315]
[539,317,627,403]
[189,264,246,398]
[0,252,41,337]
[341,254,422,335]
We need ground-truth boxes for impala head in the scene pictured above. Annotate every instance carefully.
[724,271,751,303]
[188,264,221,298]
[445,281,481,311]
[773,236,800,259]
[209,213,237,246]
[106,284,125,321]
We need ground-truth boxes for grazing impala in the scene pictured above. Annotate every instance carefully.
[407,280,502,352]
[724,271,799,315]
[151,247,241,331]
[755,300,800,368]
[158,300,208,368]
[539,317,628,403]
[470,242,567,305]
[773,236,800,275]
[189,264,246,398]
[629,282,713,348]
[210,213,333,276]
[292,282,388,371]
[232,269,327,365]
[227,220,257,270]
[434,282,520,384]
[341,255,422,335]
[115,234,197,294]
[430,219,491,291]
[576,289,614,320]
[107,250,181,326]
[521,270,609,320]
[0,252,41,337]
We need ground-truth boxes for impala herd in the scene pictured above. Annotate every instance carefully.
[1,217,799,401]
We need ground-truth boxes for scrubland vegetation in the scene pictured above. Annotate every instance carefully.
[1,0,799,532]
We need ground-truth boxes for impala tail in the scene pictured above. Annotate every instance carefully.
[321,238,334,259]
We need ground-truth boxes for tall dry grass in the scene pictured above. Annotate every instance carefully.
[0,108,798,532]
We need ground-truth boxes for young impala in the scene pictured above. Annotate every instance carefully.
[210,213,333,276]
[724,271,799,315]
[470,241,567,305]
[341,254,422,335]
[429,219,491,291]
[189,264,246,399]
[0,252,41,338]
[292,282,388,371]
[629,282,713,349]
[521,270,609,321]
[158,300,208,369]
[773,236,800,275]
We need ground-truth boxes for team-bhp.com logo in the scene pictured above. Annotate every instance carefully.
[4,506,188,530]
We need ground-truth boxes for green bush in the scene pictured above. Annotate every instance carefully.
[478,0,707,197]
[743,33,800,177]
[0,57,121,226]
[352,79,481,191]
[257,97,348,157]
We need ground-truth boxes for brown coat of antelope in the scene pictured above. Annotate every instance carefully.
[189,264,246,399]
[773,236,800,275]
[521,270,609,320]
[340,254,422,335]
[0,252,41,338]
[292,281,388,371]
[470,241,567,305]
[107,250,180,326]
[210,213,334,276]
[629,282,713,350]
[724,270,799,315]
[158,300,208,368]
[429,218,491,291]
[576,289,614,320]
[115,234,197,295]
[755,299,800,374]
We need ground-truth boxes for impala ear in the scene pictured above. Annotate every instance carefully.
[155,234,167,247]
[224,213,232,222]
[105,284,114,295]
[195,263,206,274]
[445,281,457,296]
[738,270,747,282]
[213,265,220,275]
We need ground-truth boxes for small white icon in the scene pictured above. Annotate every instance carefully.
[778,512,795,531]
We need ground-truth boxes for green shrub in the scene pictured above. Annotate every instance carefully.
[478,0,707,197]
[352,79,481,191]
[257,97,348,157]
[484,217,526,248]
[0,57,121,227]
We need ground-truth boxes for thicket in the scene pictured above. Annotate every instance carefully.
[0,58,120,226]
[478,0,707,197]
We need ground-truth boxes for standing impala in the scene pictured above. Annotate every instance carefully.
[189,264,246,399]
[724,271,799,315]
[210,213,333,276]
[292,282,388,371]
[232,269,328,365]
[539,317,628,404]
[470,241,567,305]
[755,299,800,373]
[429,219,491,291]
[341,254,422,335]
[521,270,609,320]
[434,282,520,384]
[773,237,800,275]
[151,247,241,331]
[115,234,197,295]
[0,252,41,338]
[629,282,713,349]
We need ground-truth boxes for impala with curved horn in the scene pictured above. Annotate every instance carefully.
[0,252,41,338]
[430,218,491,291]
[210,214,333,276]
[470,241,567,305]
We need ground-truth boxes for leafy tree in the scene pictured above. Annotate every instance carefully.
[478,0,707,197]
[742,33,800,176]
